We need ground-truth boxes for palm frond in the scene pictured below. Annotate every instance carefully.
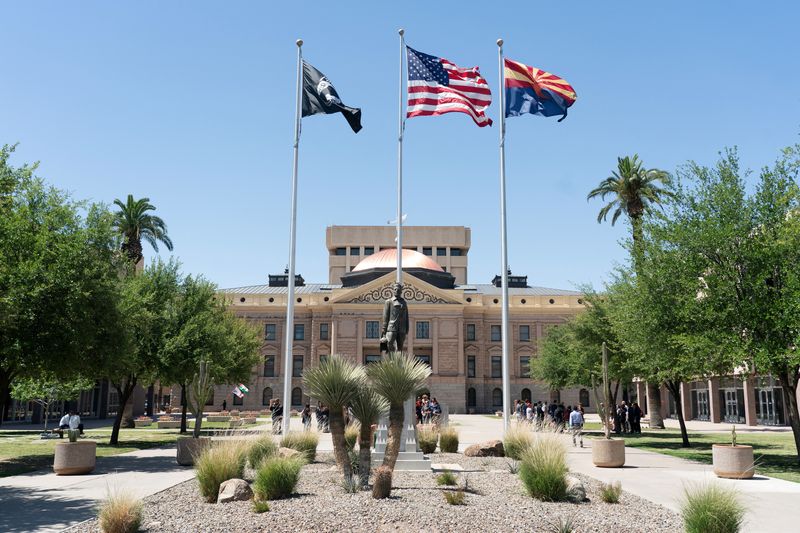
[349,384,389,426]
[365,352,431,405]
[303,354,365,409]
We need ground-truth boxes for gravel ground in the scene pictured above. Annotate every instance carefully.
[68,452,681,533]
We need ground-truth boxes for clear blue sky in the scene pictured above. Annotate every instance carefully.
[2,1,798,290]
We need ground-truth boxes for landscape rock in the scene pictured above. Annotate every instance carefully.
[278,447,302,459]
[217,479,253,504]
[566,475,587,502]
[464,440,505,457]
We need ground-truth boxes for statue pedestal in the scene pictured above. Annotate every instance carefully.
[372,398,431,471]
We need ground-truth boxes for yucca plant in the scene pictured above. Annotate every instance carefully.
[349,385,389,487]
[365,351,431,499]
[302,354,365,481]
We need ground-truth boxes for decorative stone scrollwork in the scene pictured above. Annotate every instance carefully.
[346,283,453,304]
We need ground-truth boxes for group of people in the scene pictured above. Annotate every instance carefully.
[513,399,586,447]
[56,410,84,437]
[611,400,642,434]
[415,395,442,425]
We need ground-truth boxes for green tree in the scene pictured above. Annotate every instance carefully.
[0,144,125,425]
[112,194,173,266]
[11,375,94,431]
[366,352,431,499]
[588,154,672,427]
[349,385,389,487]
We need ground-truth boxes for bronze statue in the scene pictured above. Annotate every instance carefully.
[381,282,409,353]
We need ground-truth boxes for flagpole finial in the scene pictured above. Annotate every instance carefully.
[398,28,404,36]
[296,39,303,47]
[496,38,503,47]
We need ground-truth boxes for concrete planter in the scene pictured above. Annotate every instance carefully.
[242,417,257,425]
[207,415,231,423]
[228,419,243,428]
[712,444,755,479]
[592,438,625,467]
[134,420,153,428]
[157,421,181,429]
[176,436,211,466]
[54,441,96,475]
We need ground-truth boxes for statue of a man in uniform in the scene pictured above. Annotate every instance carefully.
[381,282,409,353]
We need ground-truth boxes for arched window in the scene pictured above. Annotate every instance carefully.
[467,387,477,407]
[205,391,214,406]
[579,389,590,408]
[262,387,273,406]
[232,393,243,406]
[291,387,302,407]
[521,388,531,402]
[492,388,503,407]
[550,389,560,404]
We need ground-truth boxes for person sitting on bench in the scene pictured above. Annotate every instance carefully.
[57,412,71,438]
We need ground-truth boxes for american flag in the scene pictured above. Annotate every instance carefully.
[406,46,492,127]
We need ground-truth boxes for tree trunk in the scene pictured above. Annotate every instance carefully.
[647,382,664,429]
[667,380,690,447]
[329,407,353,480]
[180,383,188,434]
[372,402,404,499]
[778,371,800,464]
[146,383,154,417]
[358,424,373,487]
[110,380,135,445]
[0,368,15,426]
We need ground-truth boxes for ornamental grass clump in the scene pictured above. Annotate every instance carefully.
[600,481,622,503]
[504,425,534,460]
[344,423,359,452]
[195,440,248,503]
[97,489,143,533]
[253,456,306,501]
[248,434,278,468]
[418,427,438,454]
[436,470,457,486]
[681,483,745,533]
[438,426,459,453]
[443,489,466,505]
[280,431,319,462]
[518,434,569,502]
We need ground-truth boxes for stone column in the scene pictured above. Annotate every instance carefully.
[432,318,439,374]
[457,318,465,376]
[708,377,721,423]
[356,320,363,364]
[680,382,692,421]
[743,376,757,426]
[660,385,669,419]
[635,381,647,413]
[330,319,337,355]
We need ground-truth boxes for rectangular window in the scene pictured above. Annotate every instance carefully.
[319,354,329,365]
[466,324,476,341]
[436,247,447,256]
[365,321,380,339]
[292,356,303,377]
[520,356,530,377]
[294,324,305,341]
[451,248,462,256]
[335,247,346,256]
[520,325,530,342]
[319,323,329,340]
[264,356,275,377]
[467,356,476,378]
[364,247,374,255]
[491,325,502,342]
[416,354,431,366]
[365,354,382,364]
[416,321,430,339]
[491,356,502,378]
[423,247,432,256]
[265,323,276,341]
[232,394,243,406]
[350,247,360,256]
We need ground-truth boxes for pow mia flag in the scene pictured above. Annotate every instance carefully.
[301,61,362,133]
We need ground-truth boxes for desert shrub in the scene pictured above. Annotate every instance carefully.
[443,489,466,505]
[253,456,306,501]
[344,423,359,452]
[195,440,248,503]
[438,426,459,453]
[248,435,278,468]
[97,490,143,533]
[681,483,744,533]
[342,474,360,493]
[506,459,520,474]
[280,431,319,462]
[546,517,575,533]
[252,500,270,513]
[417,427,438,454]
[436,470,458,486]
[518,434,569,502]
[503,426,533,460]
[600,481,622,503]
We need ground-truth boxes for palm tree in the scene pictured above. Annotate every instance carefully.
[588,155,672,429]
[366,352,431,499]
[113,195,173,265]
[303,355,365,481]
[349,385,389,488]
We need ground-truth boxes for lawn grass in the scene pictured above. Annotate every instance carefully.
[585,428,799,483]
[0,426,182,477]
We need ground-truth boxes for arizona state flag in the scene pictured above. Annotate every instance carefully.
[504,59,576,121]
[302,61,362,133]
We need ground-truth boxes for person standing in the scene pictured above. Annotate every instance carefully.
[222,399,227,412]
[569,405,584,447]
[301,404,312,430]
[629,402,642,434]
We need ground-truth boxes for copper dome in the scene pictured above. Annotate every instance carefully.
[352,248,444,272]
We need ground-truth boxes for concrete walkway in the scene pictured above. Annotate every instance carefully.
[0,446,195,533]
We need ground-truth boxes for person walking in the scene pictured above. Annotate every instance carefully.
[569,405,584,447]
[301,404,312,430]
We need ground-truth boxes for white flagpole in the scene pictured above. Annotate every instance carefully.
[396,29,406,286]
[497,38,511,433]
[282,38,303,436]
